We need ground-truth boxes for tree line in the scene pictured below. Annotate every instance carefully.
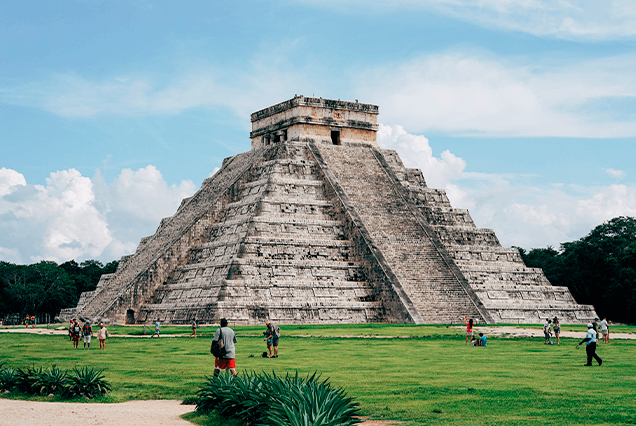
[517,216,636,325]
[0,259,118,322]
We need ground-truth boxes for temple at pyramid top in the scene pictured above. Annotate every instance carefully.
[250,95,379,149]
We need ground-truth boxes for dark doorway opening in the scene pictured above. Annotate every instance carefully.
[126,309,135,324]
[331,130,341,145]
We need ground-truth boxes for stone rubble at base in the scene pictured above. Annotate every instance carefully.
[59,96,597,325]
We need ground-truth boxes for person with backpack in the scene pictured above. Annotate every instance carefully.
[211,318,237,376]
[71,320,81,349]
[82,320,93,350]
[265,321,281,358]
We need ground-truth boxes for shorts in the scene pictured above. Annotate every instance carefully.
[601,329,608,335]
[272,336,279,346]
[544,332,551,339]
[73,335,80,342]
[84,336,91,343]
[215,358,236,370]
[466,332,473,337]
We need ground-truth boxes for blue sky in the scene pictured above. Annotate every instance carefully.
[1,0,636,264]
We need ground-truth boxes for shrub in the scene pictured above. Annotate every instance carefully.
[34,366,69,395]
[15,366,44,394]
[196,371,360,426]
[0,367,18,391]
[67,366,111,398]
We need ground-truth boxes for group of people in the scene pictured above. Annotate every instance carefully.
[210,319,281,377]
[543,317,561,345]
[68,319,109,350]
[24,315,36,328]
[464,318,487,346]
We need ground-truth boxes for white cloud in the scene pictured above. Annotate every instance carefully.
[358,52,636,138]
[312,0,636,40]
[377,124,465,189]
[605,168,626,179]
[0,166,196,264]
[430,0,636,41]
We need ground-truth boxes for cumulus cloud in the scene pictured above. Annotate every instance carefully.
[377,124,465,189]
[358,52,636,138]
[0,166,196,264]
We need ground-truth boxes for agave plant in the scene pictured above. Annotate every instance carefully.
[15,366,45,394]
[0,367,18,391]
[265,373,361,426]
[34,366,69,395]
[196,372,236,412]
[67,366,111,398]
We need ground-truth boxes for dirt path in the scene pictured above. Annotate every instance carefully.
[0,399,195,426]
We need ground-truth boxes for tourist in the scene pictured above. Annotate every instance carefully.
[71,320,81,349]
[577,323,602,366]
[263,325,273,357]
[97,323,109,350]
[190,320,197,338]
[543,319,553,345]
[592,318,600,334]
[31,315,36,328]
[151,320,160,338]
[266,321,281,358]
[600,317,609,344]
[463,317,474,346]
[68,319,74,341]
[553,317,561,345]
[478,332,487,347]
[82,320,93,350]
[470,336,477,346]
[212,318,237,377]
[25,314,30,329]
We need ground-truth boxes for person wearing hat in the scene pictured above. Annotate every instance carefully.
[97,323,109,350]
[576,323,602,366]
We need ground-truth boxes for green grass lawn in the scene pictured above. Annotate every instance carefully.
[1,326,635,425]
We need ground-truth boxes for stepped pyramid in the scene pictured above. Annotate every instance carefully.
[60,96,597,324]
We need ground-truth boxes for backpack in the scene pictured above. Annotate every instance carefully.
[211,327,227,358]
[273,324,281,337]
[83,325,91,335]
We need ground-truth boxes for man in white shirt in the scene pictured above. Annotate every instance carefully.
[577,323,602,366]
[543,319,553,345]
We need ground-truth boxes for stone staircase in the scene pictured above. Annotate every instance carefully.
[382,149,597,323]
[311,143,489,324]
[136,144,384,324]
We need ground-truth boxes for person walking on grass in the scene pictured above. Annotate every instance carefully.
[577,323,602,366]
[151,320,160,338]
[97,323,109,350]
[543,319,554,345]
[71,320,81,349]
[68,319,74,341]
[553,317,561,345]
[31,315,36,328]
[600,317,610,344]
[190,320,197,338]
[212,318,237,377]
[82,320,93,350]
[25,314,30,329]
[463,317,474,346]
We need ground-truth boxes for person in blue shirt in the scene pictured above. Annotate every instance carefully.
[577,323,602,366]
[478,333,487,347]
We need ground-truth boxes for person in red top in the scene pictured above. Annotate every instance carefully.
[464,317,474,346]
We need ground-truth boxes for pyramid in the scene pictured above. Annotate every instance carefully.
[60,96,597,324]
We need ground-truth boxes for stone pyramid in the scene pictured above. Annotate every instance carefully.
[60,96,597,324]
